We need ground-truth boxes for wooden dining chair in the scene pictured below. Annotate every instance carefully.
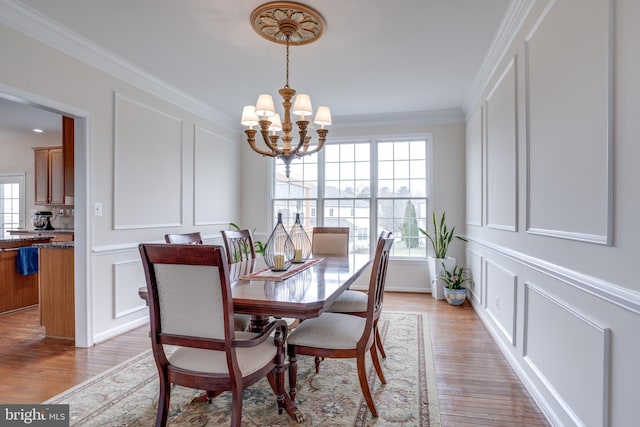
[286,235,393,418]
[165,231,249,331]
[164,232,203,244]
[138,243,288,427]
[221,229,256,264]
[310,226,349,255]
[323,230,393,367]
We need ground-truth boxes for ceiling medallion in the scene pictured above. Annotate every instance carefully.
[250,1,325,45]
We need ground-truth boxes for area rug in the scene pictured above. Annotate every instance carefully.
[45,312,441,426]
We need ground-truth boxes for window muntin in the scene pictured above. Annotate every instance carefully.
[272,137,428,258]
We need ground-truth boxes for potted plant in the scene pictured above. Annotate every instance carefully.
[440,263,471,305]
[419,211,466,300]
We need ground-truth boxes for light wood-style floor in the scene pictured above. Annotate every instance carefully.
[0,293,550,426]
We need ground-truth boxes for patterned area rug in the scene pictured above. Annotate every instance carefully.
[45,312,440,426]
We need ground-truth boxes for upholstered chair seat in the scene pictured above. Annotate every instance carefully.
[287,313,367,349]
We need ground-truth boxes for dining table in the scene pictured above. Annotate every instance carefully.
[137,253,372,422]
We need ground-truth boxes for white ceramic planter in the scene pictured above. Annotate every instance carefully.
[428,256,456,300]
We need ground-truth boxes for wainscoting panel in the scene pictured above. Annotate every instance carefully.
[525,0,612,244]
[193,125,237,226]
[113,259,147,319]
[485,258,517,345]
[466,107,483,227]
[466,248,483,305]
[114,93,183,229]
[524,283,610,427]
[484,57,517,232]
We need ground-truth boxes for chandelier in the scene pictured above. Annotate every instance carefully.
[241,2,331,178]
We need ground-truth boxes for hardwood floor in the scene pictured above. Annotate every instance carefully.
[0,293,550,426]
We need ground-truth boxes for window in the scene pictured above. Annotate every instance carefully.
[272,137,429,258]
[0,174,26,238]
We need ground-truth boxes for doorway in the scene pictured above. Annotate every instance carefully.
[0,87,90,347]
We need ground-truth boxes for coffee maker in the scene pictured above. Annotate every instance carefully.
[32,211,55,230]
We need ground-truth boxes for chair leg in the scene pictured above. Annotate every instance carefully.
[370,343,386,384]
[288,345,298,403]
[314,356,324,373]
[155,374,171,427]
[230,382,243,427]
[374,322,386,359]
[356,352,378,418]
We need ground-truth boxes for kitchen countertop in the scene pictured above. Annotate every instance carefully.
[34,242,74,249]
[0,235,55,243]
[9,229,75,234]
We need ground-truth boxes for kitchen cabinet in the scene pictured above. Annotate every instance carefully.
[39,245,75,340]
[34,146,64,205]
[63,116,74,202]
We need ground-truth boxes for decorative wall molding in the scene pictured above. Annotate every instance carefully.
[0,0,236,130]
[193,125,236,226]
[524,0,613,245]
[112,260,146,319]
[466,107,483,227]
[113,92,184,229]
[484,258,517,345]
[466,248,483,305]
[92,232,226,255]
[484,56,518,232]
[523,282,610,427]
[464,0,535,115]
[467,236,640,316]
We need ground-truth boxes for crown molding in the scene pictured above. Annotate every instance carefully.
[463,0,535,117]
[0,0,236,130]
[332,108,465,129]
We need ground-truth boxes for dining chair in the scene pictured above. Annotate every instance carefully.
[221,229,256,264]
[323,230,393,367]
[164,232,203,244]
[286,235,393,418]
[310,226,349,255]
[138,243,288,427]
[165,231,249,331]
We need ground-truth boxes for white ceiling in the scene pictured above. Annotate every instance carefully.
[2,0,512,133]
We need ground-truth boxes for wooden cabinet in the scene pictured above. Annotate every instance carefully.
[39,246,75,340]
[63,116,74,201]
[34,146,64,205]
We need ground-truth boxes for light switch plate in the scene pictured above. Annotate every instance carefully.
[94,202,103,217]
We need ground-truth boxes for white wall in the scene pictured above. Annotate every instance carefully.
[0,23,241,345]
[465,1,640,426]
[239,114,468,293]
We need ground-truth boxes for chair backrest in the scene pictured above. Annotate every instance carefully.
[164,232,203,244]
[311,227,349,255]
[378,229,393,239]
[365,236,394,327]
[221,229,256,264]
[138,243,236,356]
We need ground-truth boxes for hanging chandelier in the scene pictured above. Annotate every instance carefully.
[241,2,331,178]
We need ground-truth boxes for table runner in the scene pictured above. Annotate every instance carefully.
[240,257,323,282]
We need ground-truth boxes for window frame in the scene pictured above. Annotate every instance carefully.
[270,135,432,259]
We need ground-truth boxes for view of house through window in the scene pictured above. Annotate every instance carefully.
[0,174,25,238]
[272,137,429,258]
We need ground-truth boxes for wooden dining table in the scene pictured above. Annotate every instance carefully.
[138,254,372,422]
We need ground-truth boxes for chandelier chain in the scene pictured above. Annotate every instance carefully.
[285,36,290,88]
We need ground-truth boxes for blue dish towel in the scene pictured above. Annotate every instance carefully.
[17,246,39,275]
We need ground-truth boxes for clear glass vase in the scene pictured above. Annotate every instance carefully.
[289,213,311,263]
[264,213,295,271]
